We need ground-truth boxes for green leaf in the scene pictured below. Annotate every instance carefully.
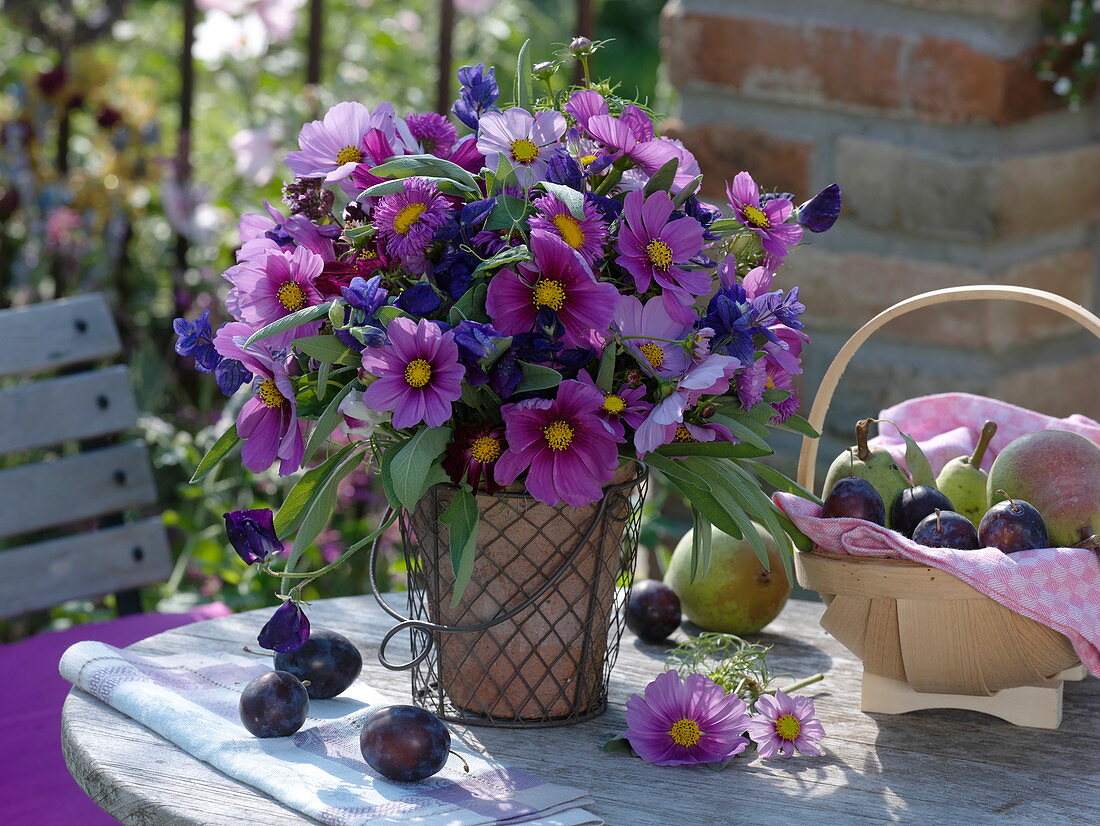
[745,460,823,505]
[516,361,562,394]
[449,282,488,324]
[360,176,473,198]
[643,157,679,195]
[274,444,358,538]
[601,735,634,755]
[771,414,820,438]
[690,507,712,583]
[369,153,480,192]
[708,218,743,233]
[773,509,815,554]
[245,303,332,346]
[715,404,771,439]
[483,195,530,231]
[898,428,936,487]
[472,243,531,276]
[343,224,375,239]
[539,181,585,219]
[440,487,479,607]
[596,341,617,392]
[302,381,357,465]
[712,413,772,452]
[762,388,791,404]
[294,335,354,365]
[391,426,453,512]
[657,440,772,459]
[379,439,404,510]
[643,454,746,542]
[492,156,517,192]
[316,361,331,402]
[286,448,363,573]
[189,423,240,483]
[671,175,703,208]
[515,39,533,110]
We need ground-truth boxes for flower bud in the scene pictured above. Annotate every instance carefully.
[700,404,717,419]
[626,369,642,386]
[569,36,594,56]
[533,61,558,81]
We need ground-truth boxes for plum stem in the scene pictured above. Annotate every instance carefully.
[242,646,275,657]
[970,421,998,467]
[934,508,942,532]
[996,489,1021,513]
[450,750,471,773]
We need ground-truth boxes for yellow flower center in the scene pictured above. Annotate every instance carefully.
[393,203,428,235]
[674,425,696,442]
[764,375,775,390]
[542,420,574,451]
[645,239,673,270]
[774,714,801,741]
[579,154,598,167]
[743,204,770,229]
[602,394,626,414]
[404,358,432,388]
[509,138,540,164]
[336,145,363,165]
[469,435,502,464]
[257,378,285,408]
[532,279,567,311]
[359,248,378,260]
[668,718,702,747]
[552,213,585,249]
[276,281,307,312]
[638,341,664,368]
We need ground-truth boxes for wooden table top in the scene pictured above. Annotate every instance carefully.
[62,595,1100,825]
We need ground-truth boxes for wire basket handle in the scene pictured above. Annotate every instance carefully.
[797,285,1100,495]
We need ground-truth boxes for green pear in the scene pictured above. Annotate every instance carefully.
[936,420,998,528]
[822,419,910,529]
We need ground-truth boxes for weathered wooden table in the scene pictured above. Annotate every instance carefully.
[62,596,1099,825]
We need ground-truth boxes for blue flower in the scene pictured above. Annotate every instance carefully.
[341,275,388,316]
[432,247,478,300]
[395,283,442,317]
[544,150,584,190]
[257,600,310,653]
[223,508,282,564]
[215,357,251,396]
[586,192,623,223]
[753,287,805,330]
[452,63,499,130]
[173,310,221,373]
[704,285,760,363]
[796,184,842,233]
[453,320,504,386]
[435,197,496,245]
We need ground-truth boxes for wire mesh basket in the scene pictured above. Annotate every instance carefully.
[371,463,648,727]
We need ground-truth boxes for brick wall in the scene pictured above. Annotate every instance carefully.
[662,0,1100,479]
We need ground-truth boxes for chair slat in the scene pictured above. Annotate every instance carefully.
[0,366,140,455]
[0,294,121,378]
[0,441,158,539]
[0,517,172,619]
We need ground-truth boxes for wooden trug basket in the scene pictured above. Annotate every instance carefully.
[793,286,1098,729]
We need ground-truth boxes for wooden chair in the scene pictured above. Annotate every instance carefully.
[0,294,229,826]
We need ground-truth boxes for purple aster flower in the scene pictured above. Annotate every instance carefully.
[394,282,442,317]
[215,357,251,396]
[213,321,307,476]
[726,172,804,261]
[477,107,567,189]
[796,183,842,233]
[736,359,769,410]
[494,379,621,507]
[174,309,221,373]
[747,690,825,758]
[373,178,452,271]
[576,371,650,441]
[231,246,326,343]
[361,316,465,429]
[529,192,608,266]
[223,508,282,565]
[452,63,499,130]
[612,295,693,379]
[615,190,708,323]
[257,600,310,653]
[486,230,619,350]
[404,111,458,157]
[285,101,390,184]
[623,670,751,766]
[768,370,801,424]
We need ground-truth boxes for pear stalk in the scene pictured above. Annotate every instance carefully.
[855,419,872,462]
[969,421,998,467]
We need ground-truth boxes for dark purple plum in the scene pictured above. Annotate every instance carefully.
[274,628,363,699]
[360,705,450,782]
[911,509,980,550]
[891,485,954,538]
[239,671,308,738]
[626,579,682,643]
[821,477,886,525]
[979,496,1050,553]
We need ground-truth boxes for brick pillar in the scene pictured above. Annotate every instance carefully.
[662,0,1100,475]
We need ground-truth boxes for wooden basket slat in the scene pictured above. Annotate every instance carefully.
[898,599,990,695]
[818,593,871,661]
[863,598,907,682]
[0,294,121,378]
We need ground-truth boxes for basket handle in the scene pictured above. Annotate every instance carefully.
[797,285,1100,495]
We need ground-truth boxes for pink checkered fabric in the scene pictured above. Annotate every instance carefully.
[775,393,1100,676]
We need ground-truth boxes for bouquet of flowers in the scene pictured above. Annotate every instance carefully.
[177,40,840,650]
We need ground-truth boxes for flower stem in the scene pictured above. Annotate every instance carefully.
[266,510,398,582]
[772,673,825,695]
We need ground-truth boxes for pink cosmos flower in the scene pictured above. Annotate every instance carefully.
[213,322,306,475]
[576,370,651,441]
[623,671,751,766]
[477,107,567,189]
[231,245,326,343]
[361,317,465,429]
[612,295,693,379]
[747,690,825,758]
[634,354,740,454]
[615,190,708,323]
[726,172,803,261]
[563,89,608,132]
[286,101,393,184]
[486,230,619,349]
[372,178,452,272]
[494,379,621,507]
[528,192,608,266]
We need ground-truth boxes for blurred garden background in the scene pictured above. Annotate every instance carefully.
[2,0,1097,639]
